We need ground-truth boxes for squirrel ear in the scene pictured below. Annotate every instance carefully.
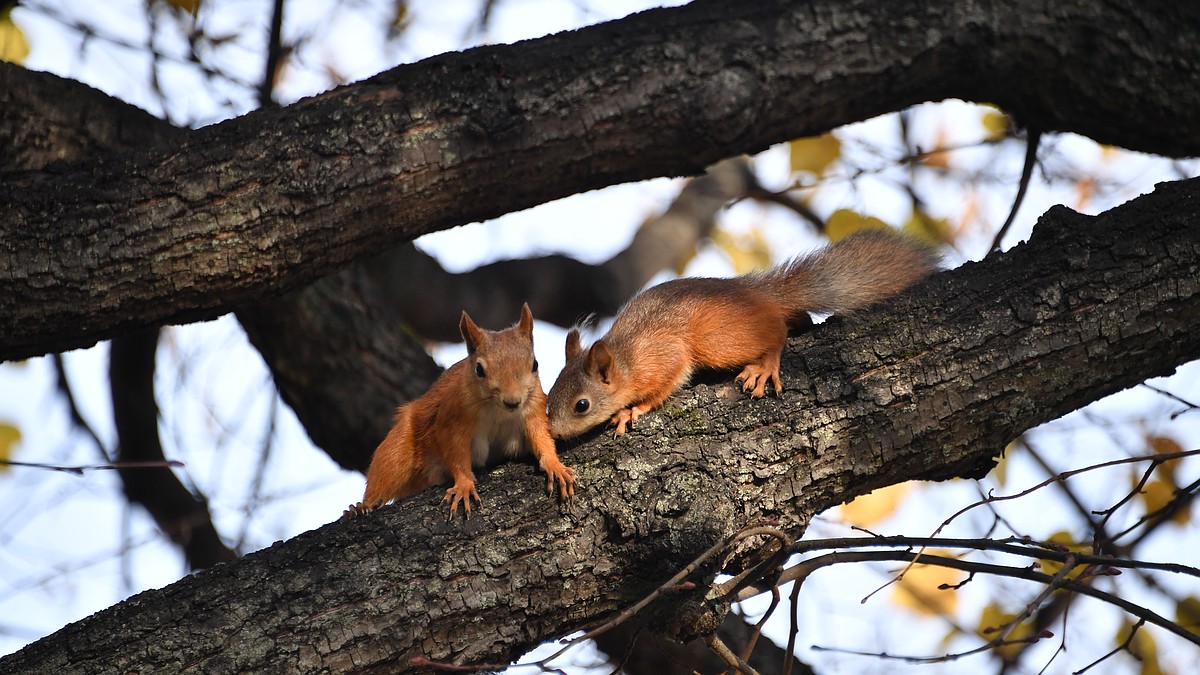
[587,340,614,384]
[565,329,582,360]
[460,311,483,354]
[517,303,534,338]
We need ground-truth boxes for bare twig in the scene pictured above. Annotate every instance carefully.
[707,633,763,675]
[990,128,1042,253]
[538,525,792,669]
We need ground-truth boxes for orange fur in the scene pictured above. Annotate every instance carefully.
[546,232,937,439]
[344,304,575,519]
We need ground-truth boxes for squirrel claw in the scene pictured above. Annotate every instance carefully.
[610,407,644,436]
[736,363,783,399]
[443,483,481,521]
[544,463,577,508]
[341,498,385,520]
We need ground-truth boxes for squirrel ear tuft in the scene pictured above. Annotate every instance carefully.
[565,329,582,359]
[517,303,534,338]
[587,340,614,383]
[460,311,483,353]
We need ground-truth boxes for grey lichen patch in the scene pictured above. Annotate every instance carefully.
[653,469,708,518]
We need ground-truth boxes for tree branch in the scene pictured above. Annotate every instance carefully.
[3,176,1197,673]
[3,0,1198,360]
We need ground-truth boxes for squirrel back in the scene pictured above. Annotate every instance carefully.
[345,303,575,519]
[546,231,937,439]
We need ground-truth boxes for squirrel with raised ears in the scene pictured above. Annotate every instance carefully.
[546,231,938,439]
[344,303,576,519]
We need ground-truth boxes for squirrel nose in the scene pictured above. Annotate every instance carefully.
[503,398,521,411]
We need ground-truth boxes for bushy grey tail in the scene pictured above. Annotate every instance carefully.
[750,231,938,317]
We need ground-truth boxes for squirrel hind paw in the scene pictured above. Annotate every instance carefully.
[735,363,783,398]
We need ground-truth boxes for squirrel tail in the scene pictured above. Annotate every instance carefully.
[751,230,938,319]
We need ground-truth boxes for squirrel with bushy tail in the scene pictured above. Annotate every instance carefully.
[546,230,937,439]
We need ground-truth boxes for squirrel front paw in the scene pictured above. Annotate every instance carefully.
[443,480,481,520]
[542,460,577,506]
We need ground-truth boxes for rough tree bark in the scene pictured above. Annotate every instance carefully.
[2,179,1197,673]
[2,0,1198,361]
[2,0,1199,671]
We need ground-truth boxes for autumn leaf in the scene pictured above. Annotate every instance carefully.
[840,482,909,528]
[1147,434,1184,481]
[164,0,202,17]
[976,603,1037,661]
[1038,531,1092,578]
[1175,597,1200,634]
[826,209,890,242]
[0,6,29,65]
[1115,620,1165,675]
[711,227,773,274]
[891,552,961,617]
[980,108,1012,142]
[903,208,954,247]
[789,132,841,177]
[0,422,20,473]
[1140,478,1190,526]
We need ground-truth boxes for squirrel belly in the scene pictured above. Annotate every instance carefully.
[545,231,937,440]
[344,303,576,520]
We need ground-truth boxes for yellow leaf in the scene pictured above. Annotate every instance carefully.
[1074,177,1095,211]
[1148,434,1184,482]
[981,109,1012,142]
[1038,531,1091,578]
[840,482,909,528]
[165,0,202,16]
[989,440,1018,488]
[391,0,411,30]
[976,603,1036,661]
[918,127,952,169]
[1149,435,1184,456]
[826,209,890,242]
[0,8,29,65]
[1175,597,1200,634]
[1140,478,1189,526]
[1115,619,1165,675]
[789,132,841,177]
[0,422,20,472]
[903,208,954,247]
[891,551,960,617]
[711,227,773,275]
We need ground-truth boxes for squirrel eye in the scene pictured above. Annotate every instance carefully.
[532,359,539,373]
[574,398,590,414]
[474,362,485,378]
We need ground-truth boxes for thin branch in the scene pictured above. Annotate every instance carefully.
[707,633,763,675]
[0,459,184,474]
[928,449,1200,541]
[1074,618,1146,675]
[990,128,1042,253]
[791,550,1196,652]
[538,525,792,669]
[259,0,286,107]
[1141,383,1200,418]
[49,354,110,461]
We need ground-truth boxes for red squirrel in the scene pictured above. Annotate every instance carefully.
[546,231,937,439]
[344,303,575,519]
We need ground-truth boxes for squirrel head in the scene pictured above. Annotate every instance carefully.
[546,328,622,439]
[460,303,541,413]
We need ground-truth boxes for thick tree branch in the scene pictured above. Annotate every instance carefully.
[3,0,1198,360]
[109,328,237,568]
[3,178,1197,673]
